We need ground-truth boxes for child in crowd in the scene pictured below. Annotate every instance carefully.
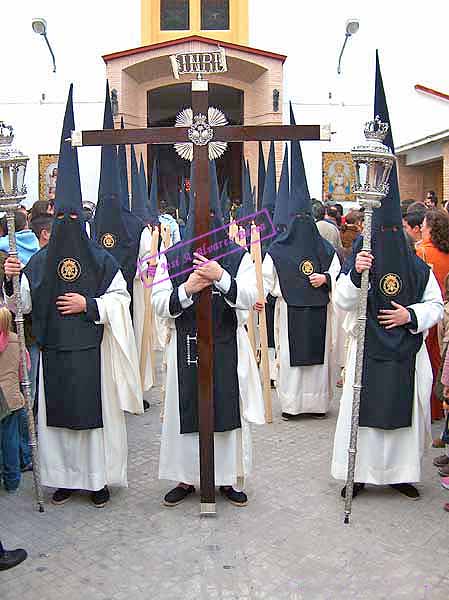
[437,273,449,511]
[0,304,30,494]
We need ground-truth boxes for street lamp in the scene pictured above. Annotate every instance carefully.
[32,17,57,73]
[343,115,396,525]
[337,18,360,75]
[0,122,45,512]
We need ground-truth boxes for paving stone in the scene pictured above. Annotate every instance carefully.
[0,350,447,598]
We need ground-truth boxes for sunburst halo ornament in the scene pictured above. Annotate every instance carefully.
[174,107,228,161]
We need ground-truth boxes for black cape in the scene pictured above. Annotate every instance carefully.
[24,217,119,430]
[342,233,430,429]
[268,214,335,366]
[164,222,246,434]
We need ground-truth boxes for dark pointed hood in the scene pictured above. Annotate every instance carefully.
[240,159,254,219]
[24,84,119,346]
[257,142,266,211]
[209,159,223,223]
[93,82,145,295]
[148,158,160,225]
[289,102,311,216]
[178,177,188,222]
[118,117,129,209]
[273,144,290,231]
[261,141,276,216]
[373,50,402,230]
[220,178,230,219]
[130,145,150,223]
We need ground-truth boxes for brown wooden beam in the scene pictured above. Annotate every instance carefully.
[192,85,216,516]
[80,127,189,146]
[215,125,323,142]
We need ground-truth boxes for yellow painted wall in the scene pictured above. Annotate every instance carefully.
[141,0,248,46]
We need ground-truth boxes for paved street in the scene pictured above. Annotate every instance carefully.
[1,354,448,599]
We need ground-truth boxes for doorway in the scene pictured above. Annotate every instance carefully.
[147,83,243,207]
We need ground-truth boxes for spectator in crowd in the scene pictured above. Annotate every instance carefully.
[400,198,416,217]
[334,203,345,226]
[316,202,344,262]
[29,200,55,222]
[0,211,40,472]
[159,204,181,246]
[340,210,363,260]
[0,303,30,494]
[434,273,449,456]
[425,190,438,209]
[0,540,27,571]
[417,209,449,421]
[403,210,425,246]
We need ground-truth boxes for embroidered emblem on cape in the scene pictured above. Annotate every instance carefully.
[101,233,116,249]
[380,273,402,297]
[300,260,315,276]
[58,258,81,282]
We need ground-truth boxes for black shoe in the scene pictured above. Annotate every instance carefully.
[143,400,150,412]
[90,486,110,508]
[340,483,365,499]
[219,486,248,506]
[389,483,420,500]
[0,548,27,571]
[21,463,33,473]
[309,413,327,419]
[163,485,195,506]
[281,412,297,421]
[52,488,73,506]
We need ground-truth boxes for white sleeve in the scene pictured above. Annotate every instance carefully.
[135,227,153,280]
[95,271,131,325]
[334,271,360,312]
[327,253,341,293]
[262,253,279,298]
[223,252,258,310]
[408,271,444,334]
[4,274,32,315]
[152,255,181,319]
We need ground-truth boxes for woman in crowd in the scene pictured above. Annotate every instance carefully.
[417,209,449,421]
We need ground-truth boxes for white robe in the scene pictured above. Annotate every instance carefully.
[152,252,265,487]
[133,227,156,391]
[331,270,443,485]
[262,253,342,415]
[9,271,143,491]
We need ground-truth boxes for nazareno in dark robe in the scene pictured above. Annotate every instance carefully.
[342,233,430,430]
[268,214,335,367]
[165,239,246,435]
[24,216,119,430]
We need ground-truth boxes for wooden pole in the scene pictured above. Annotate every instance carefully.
[140,226,159,388]
[192,81,216,516]
[236,227,257,360]
[251,224,272,423]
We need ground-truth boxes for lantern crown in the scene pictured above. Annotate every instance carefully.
[364,115,389,143]
[0,122,14,147]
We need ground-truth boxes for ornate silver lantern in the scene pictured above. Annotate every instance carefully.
[0,122,44,512]
[0,122,29,206]
[343,116,396,525]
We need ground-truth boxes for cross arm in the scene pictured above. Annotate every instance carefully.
[70,126,190,147]
[214,124,331,142]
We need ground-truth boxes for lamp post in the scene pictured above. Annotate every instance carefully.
[337,19,360,75]
[32,18,56,74]
[343,116,395,524]
[0,122,45,512]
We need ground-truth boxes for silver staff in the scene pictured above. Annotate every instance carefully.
[344,116,395,524]
[0,122,44,512]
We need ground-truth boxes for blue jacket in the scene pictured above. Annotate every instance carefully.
[0,230,40,265]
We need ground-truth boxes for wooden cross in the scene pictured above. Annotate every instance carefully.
[72,79,330,515]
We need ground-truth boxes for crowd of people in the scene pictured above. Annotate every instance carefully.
[1,60,448,572]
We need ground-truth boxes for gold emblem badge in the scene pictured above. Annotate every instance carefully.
[58,258,81,283]
[300,260,315,276]
[101,233,116,249]
[380,273,402,297]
